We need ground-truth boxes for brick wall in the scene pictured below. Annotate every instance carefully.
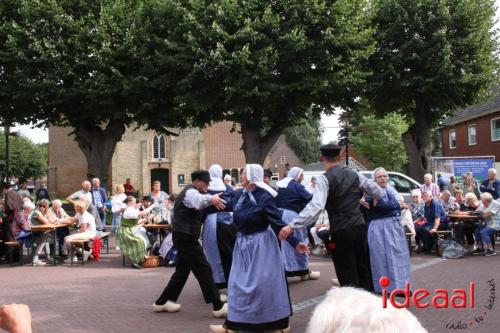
[202,121,246,169]
[264,135,304,178]
[441,111,500,160]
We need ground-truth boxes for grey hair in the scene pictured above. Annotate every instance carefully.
[488,168,497,175]
[480,192,493,203]
[424,173,432,179]
[23,201,35,210]
[373,167,387,178]
[441,190,451,196]
[52,199,63,206]
[411,189,421,197]
[82,180,91,187]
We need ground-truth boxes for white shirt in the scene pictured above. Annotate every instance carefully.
[71,190,92,204]
[289,172,384,229]
[76,211,96,233]
[183,188,214,210]
[111,193,127,213]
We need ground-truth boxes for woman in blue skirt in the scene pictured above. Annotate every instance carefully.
[210,164,308,333]
[276,167,320,280]
[364,167,412,294]
[202,164,236,292]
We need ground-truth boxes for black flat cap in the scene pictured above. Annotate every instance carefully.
[320,144,342,158]
[264,169,273,178]
[191,170,211,183]
[3,180,16,188]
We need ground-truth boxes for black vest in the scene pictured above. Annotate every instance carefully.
[323,166,364,232]
[172,185,203,237]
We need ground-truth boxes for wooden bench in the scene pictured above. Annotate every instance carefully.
[68,232,111,266]
[5,241,23,266]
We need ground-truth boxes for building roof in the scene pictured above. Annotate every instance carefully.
[441,87,500,126]
[302,145,370,172]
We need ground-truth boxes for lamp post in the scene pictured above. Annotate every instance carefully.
[2,123,18,183]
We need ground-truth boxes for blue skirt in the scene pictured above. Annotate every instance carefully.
[368,216,412,293]
[279,208,309,274]
[203,213,226,285]
[227,228,292,324]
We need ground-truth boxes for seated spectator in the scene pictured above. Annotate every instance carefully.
[415,191,447,253]
[117,196,157,269]
[35,183,50,204]
[47,200,71,257]
[451,191,477,250]
[462,172,480,198]
[17,183,31,200]
[310,211,330,254]
[400,203,416,237]
[123,178,136,196]
[409,189,425,250]
[440,190,458,211]
[480,168,500,200]
[223,174,232,187]
[31,199,54,266]
[472,193,500,256]
[12,201,34,247]
[306,287,426,333]
[64,200,97,262]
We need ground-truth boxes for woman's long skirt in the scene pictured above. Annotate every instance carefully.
[368,216,412,294]
[225,227,291,331]
[203,212,236,289]
[117,220,150,265]
[280,208,309,276]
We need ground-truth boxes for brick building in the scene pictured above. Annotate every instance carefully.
[48,121,303,197]
[440,89,500,172]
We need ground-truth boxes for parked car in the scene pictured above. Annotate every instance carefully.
[302,170,421,203]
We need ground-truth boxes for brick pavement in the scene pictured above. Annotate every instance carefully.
[0,242,499,333]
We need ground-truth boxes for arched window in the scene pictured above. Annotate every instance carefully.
[152,134,166,160]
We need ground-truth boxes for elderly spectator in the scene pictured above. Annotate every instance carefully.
[17,183,31,200]
[451,191,477,250]
[223,174,232,187]
[480,168,500,200]
[473,193,500,256]
[306,176,317,194]
[64,200,97,263]
[420,173,440,198]
[91,178,107,230]
[35,183,51,204]
[66,181,92,204]
[409,189,425,250]
[306,287,427,333]
[12,201,34,247]
[415,191,447,253]
[1,182,23,260]
[31,199,54,265]
[47,200,71,257]
[449,176,461,197]
[123,178,136,196]
[462,172,480,198]
[440,190,458,212]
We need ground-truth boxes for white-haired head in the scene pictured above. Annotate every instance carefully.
[488,168,497,180]
[480,192,493,204]
[306,287,427,333]
[23,201,35,211]
[373,167,387,178]
[52,199,63,207]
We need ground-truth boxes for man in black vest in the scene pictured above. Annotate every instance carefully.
[279,144,383,291]
[153,170,228,317]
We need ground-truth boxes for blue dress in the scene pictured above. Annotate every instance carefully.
[276,180,313,276]
[202,185,236,288]
[365,186,412,294]
[224,187,299,331]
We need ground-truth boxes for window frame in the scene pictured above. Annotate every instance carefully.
[280,156,286,165]
[491,117,500,142]
[152,134,167,161]
[449,129,457,149]
[468,124,477,146]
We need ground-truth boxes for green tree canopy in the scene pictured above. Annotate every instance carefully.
[0,0,195,180]
[350,113,409,172]
[283,117,323,164]
[0,132,48,180]
[176,0,374,163]
[366,0,499,179]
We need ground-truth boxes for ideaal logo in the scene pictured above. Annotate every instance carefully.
[378,277,496,330]
[379,277,474,309]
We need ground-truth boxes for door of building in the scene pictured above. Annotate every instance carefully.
[150,168,169,193]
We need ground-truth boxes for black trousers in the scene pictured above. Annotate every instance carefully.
[216,223,237,289]
[156,231,219,305]
[330,224,373,292]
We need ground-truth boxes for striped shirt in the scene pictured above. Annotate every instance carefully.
[483,200,500,230]
[420,183,441,198]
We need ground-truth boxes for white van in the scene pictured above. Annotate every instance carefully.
[302,170,421,202]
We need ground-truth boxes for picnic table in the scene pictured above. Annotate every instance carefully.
[30,223,74,266]
[143,224,171,243]
[447,213,482,244]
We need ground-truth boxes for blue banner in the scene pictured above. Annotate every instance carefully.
[453,158,494,181]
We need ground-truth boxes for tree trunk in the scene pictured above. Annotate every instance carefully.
[402,100,433,181]
[73,119,127,182]
[240,123,282,165]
